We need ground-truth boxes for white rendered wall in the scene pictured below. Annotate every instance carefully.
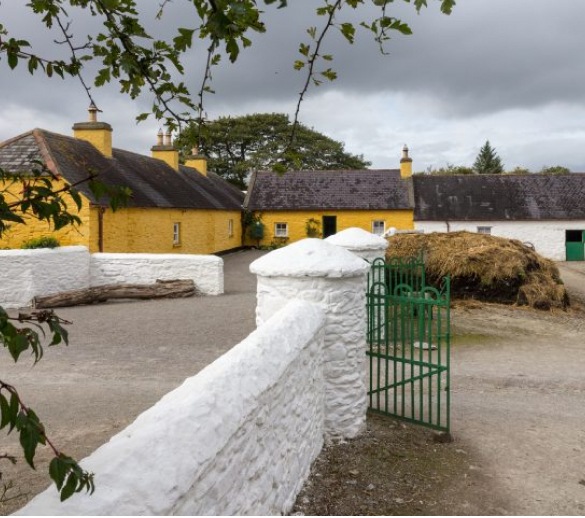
[415,220,585,261]
[0,246,89,308]
[90,253,224,295]
[17,300,326,516]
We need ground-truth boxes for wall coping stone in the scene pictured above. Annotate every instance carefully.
[250,238,369,278]
[92,252,220,263]
[0,245,88,257]
[324,227,389,251]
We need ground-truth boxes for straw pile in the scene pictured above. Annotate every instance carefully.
[386,231,569,310]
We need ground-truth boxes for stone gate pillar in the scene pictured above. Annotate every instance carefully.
[325,226,389,263]
[250,238,369,439]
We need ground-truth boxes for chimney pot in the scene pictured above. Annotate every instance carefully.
[164,130,172,147]
[157,128,164,146]
[88,103,98,123]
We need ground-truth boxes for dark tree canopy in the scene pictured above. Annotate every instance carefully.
[175,113,371,189]
[473,140,504,174]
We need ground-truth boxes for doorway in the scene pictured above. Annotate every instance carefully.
[322,216,337,238]
[565,230,585,261]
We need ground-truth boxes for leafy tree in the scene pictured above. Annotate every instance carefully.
[0,0,455,136]
[419,164,474,175]
[505,166,531,175]
[0,164,130,502]
[540,165,570,175]
[175,113,371,188]
[473,141,504,174]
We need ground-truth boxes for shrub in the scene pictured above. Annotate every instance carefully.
[21,236,61,249]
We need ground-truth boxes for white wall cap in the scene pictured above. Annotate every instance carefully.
[250,238,369,278]
[324,227,389,251]
[91,252,221,263]
[0,245,88,257]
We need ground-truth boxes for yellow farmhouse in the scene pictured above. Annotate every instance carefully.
[243,146,415,246]
[0,106,244,254]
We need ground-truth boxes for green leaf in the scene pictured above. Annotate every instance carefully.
[19,410,44,468]
[0,393,11,430]
[299,43,310,57]
[49,456,69,490]
[340,23,356,44]
[8,334,30,362]
[7,51,18,70]
[60,473,78,502]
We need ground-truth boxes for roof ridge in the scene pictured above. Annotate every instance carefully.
[32,129,63,179]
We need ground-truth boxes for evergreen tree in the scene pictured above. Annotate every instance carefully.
[473,141,504,174]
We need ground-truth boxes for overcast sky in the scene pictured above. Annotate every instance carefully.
[2,0,585,173]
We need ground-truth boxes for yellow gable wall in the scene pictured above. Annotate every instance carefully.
[0,178,91,248]
[90,206,242,254]
[251,209,414,247]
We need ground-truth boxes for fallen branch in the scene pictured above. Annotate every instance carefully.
[33,280,198,308]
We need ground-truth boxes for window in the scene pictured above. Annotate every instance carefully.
[274,222,288,238]
[372,220,385,236]
[228,219,234,238]
[477,226,492,235]
[173,222,181,246]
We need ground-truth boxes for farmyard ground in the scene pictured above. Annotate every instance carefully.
[1,257,584,515]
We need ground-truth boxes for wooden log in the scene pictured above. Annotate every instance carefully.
[33,279,198,308]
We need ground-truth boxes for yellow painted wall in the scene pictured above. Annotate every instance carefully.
[90,207,242,254]
[0,175,242,254]
[251,210,414,247]
[0,178,91,249]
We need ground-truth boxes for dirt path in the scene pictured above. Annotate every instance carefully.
[295,269,585,515]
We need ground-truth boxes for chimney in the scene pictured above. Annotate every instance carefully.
[400,144,413,179]
[72,103,113,158]
[185,145,208,176]
[151,128,179,171]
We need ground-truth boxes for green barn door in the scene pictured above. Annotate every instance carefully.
[566,230,585,261]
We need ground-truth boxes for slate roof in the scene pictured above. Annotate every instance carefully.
[0,129,244,210]
[413,174,585,221]
[244,169,412,211]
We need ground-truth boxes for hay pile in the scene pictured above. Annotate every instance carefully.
[386,231,569,310]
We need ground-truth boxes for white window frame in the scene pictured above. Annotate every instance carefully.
[477,226,492,235]
[173,222,181,246]
[274,222,288,238]
[372,220,386,236]
[228,219,234,238]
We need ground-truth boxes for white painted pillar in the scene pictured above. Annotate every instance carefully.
[250,238,370,439]
[325,226,389,263]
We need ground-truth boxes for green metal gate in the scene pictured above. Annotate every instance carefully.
[367,257,451,432]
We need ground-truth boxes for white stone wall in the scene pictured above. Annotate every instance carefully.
[90,253,224,295]
[0,246,89,308]
[0,249,224,307]
[415,220,585,261]
[17,300,326,516]
[251,238,370,439]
